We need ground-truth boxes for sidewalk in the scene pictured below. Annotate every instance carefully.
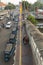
[22,43,34,65]
[14,24,36,65]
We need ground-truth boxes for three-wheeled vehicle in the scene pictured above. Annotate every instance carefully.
[12,27,18,35]
[9,34,16,44]
[4,43,15,62]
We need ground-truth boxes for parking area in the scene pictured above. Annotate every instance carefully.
[0,17,18,65]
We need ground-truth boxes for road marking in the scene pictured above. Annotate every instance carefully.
[19,21,22,65]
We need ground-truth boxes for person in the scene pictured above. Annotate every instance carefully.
[23,34,29,45]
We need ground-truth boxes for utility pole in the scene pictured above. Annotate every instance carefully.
[24,0,25,21]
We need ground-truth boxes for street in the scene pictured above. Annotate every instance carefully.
[0,1,43,65]
[0,10,36,65]
[14,22,36,65]
[0,19,15,65]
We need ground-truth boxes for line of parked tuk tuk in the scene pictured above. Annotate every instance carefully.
[4,25,18,62]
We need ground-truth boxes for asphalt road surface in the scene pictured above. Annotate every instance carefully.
[14,22,36,65]
[0,18,17,65]
[0,12,36,65]
[0,9,20,65]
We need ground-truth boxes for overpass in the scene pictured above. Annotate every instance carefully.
[36,23,43,28]
[25,20,43,65]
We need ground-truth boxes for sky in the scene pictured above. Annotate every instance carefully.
[1,0,37,5]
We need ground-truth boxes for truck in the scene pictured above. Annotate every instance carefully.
[4,43,15,62]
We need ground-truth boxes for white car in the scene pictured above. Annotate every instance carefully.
[0,16,4,20]
[5,21,12,28]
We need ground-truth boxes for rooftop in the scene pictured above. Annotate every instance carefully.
[0,2,6,6]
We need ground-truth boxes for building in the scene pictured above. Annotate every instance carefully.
[0,2,6,11]
[35,8,43,15]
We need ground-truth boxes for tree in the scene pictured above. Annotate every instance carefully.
[32,1,43,10]
[27,15,38,25]
[22,1,43,11]
[5,2,16,10]
[22,1,32,11]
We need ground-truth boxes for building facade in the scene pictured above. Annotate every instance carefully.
[0,2,6,11]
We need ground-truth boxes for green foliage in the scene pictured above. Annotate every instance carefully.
[32,1,43,11]
[22,1,32,11]
[27,15,38,25]
[5,2,16,10]
[22,1,43,11]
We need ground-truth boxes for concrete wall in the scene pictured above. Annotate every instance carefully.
[26,21,43,65]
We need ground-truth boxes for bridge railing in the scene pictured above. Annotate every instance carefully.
[26,21,43,65]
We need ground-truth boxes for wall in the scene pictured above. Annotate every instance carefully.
[26,21,43,65]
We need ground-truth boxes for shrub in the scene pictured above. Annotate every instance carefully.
[27,15,38,25]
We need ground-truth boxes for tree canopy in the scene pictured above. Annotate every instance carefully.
[22,1,32,11]
[32,1,43,11]
[5,3,16,10]
[27,15,38,25]
[22,1,43,11]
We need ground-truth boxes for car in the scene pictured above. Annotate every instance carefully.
[5,21,12,28]
[0,16,4,20]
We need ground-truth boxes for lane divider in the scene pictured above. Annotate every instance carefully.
[19,21,22,65]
